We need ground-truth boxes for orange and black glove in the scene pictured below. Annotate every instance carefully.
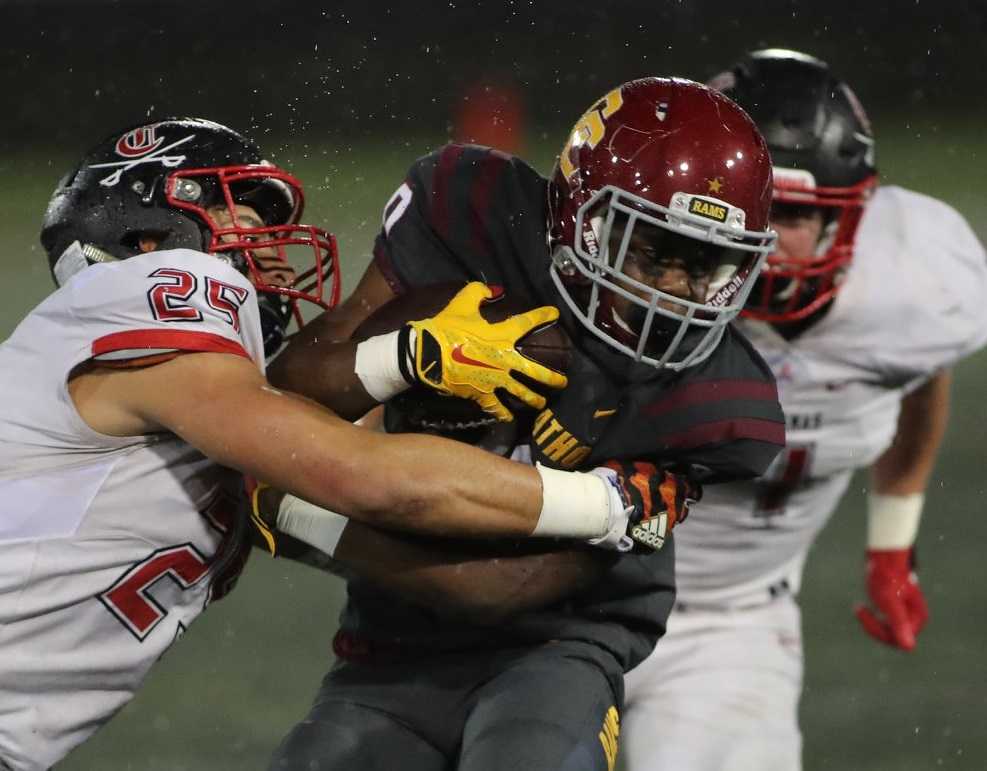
[604,460,702,551]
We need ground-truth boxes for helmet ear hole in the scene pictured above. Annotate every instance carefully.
[120,229,169,253]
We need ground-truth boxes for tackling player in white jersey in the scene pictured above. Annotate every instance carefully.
[622,50,987,771]
[0,118,664,771]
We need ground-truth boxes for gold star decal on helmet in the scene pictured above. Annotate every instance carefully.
[706,177,724,194]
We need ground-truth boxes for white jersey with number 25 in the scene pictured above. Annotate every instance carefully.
[0,249,264,771]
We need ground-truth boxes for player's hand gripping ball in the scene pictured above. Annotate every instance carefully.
[405,282,568,422]
[595,461,702,552]
[355,283,573,442]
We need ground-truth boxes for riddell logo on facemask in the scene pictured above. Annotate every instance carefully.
[707,271,747,308]
[582,227,600,257]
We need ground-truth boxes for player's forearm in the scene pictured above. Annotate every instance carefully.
[333,526,613,623]
[266,312,336,398]
[256,507,612,622]
[283,423,622,542]
[328,430,546,537]
[213,390,598,540]
[137,354,613,542]
[870,369,952,495]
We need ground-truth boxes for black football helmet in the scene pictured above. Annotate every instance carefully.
[708,50,878,322]
[40,118,340,353]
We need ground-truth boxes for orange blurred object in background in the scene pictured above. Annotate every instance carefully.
[453,81,526,155]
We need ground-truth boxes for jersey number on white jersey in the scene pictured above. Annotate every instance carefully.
[754,443,815,523]
[147,268,249,332]
[96,489,245,641]
[98,544,211,641]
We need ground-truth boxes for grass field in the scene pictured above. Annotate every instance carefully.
[1,120,985,770]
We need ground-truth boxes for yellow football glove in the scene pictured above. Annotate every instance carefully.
[406,282,568,422]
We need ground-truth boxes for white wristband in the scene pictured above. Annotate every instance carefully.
[276,495,350,557]
[866,492,924,550]
[354,329,414,402]
[533,463,610,538]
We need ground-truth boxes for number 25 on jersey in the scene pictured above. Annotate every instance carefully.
[147,267,249,332]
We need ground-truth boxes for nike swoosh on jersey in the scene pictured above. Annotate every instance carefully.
[450,344,499,370]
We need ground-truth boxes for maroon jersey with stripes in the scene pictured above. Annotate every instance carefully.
[375,143,784,480]
[346,144,785,670]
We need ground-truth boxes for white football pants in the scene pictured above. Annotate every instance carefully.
[622,596,803,771]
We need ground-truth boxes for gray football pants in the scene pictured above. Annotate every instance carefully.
[269,640,624,771]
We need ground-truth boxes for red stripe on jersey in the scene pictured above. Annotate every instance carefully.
[660,417,785,450]
[373,241,409,295]
[469,151,508,258]
[643,379,779,417]
[92,329,250,360]
[431,144,466,244]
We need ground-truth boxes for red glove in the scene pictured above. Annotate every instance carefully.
[854,548,928,651]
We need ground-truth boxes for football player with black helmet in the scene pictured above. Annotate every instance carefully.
[621,50,987,771]
[41,117,340,357]
[0,118,666,770]
[266,77,786,770]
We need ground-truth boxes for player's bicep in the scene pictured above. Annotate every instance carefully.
[69,351,267,439]
[135,354,440,525]
[125,352,336,469]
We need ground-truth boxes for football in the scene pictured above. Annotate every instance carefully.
[353,283,572,449]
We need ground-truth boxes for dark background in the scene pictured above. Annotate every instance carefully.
[2,0,984,150]
[1,2,986,769]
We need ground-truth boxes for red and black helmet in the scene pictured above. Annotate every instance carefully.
[709,50,878,323]
[547,77,776,370]
[40,118,340,353]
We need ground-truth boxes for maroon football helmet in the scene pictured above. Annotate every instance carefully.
[547,77,776,369]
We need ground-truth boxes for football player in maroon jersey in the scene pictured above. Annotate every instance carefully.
[266,78,786,770]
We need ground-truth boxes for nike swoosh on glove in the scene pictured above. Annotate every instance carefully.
[405,282,568,422]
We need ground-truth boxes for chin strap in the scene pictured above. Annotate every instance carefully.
[257,292,293,358]
[52,241,120,286]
